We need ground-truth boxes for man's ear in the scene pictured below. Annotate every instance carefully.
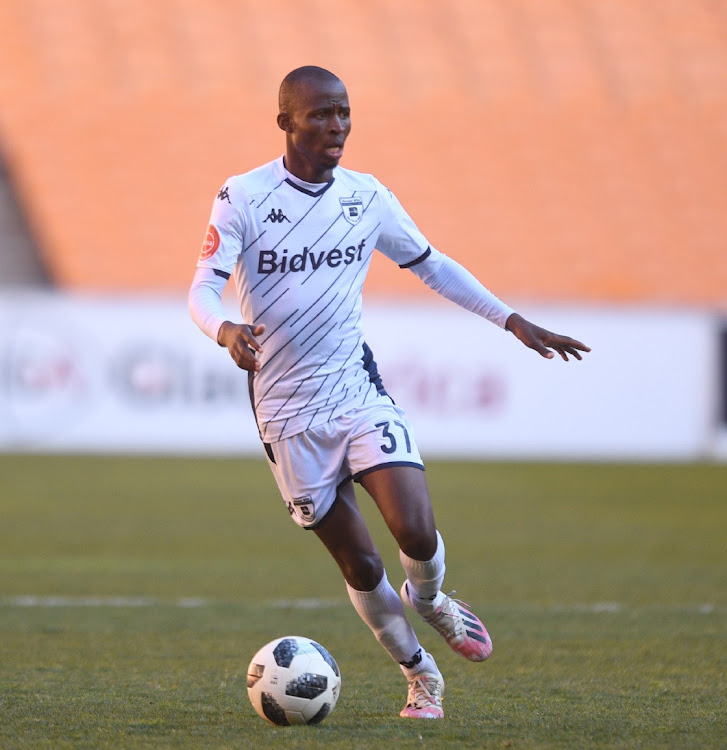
[277,112,292,132]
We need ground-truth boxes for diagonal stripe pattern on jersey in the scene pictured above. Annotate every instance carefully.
[197,157,435,442]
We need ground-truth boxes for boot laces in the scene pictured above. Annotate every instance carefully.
[405,673,442,708]
[423,591,469,640]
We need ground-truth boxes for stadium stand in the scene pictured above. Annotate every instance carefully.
[0,151,48,286]
[0,0,725,305]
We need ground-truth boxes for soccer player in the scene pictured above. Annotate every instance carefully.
[189,65,590,719]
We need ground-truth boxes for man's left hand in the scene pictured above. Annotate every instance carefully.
[506,313,591,362]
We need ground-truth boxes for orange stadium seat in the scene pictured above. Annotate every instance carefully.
[0,0,725,306]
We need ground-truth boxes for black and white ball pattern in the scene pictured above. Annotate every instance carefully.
[246,636,341,726]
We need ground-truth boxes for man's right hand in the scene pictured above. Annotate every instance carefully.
[217,322,266,372]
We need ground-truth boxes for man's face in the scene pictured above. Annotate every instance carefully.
[280,78,351,183]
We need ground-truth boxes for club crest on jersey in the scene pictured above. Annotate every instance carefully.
[340,197,363,225]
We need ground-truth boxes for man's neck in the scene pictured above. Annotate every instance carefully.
[283,155,333,184]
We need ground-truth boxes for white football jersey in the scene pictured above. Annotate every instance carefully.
[198,156,434,442]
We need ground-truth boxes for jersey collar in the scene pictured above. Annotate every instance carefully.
[280,156,335,197]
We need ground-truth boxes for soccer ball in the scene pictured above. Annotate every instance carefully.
[246,636,341,726]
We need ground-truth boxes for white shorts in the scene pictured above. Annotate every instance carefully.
[264,401,424,529]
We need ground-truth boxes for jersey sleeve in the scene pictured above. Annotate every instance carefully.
[196,178,246,276]
[188,267,230,342]
[407,250,515,328]
[372,180,514,328]
[373,182,432,269]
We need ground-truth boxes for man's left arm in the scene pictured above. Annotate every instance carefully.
[410,250,590,361]
[373,183,590,361]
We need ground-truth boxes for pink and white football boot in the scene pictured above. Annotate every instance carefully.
[401,581,493,662]
[399,668,444,719]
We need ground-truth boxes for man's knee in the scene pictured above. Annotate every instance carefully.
[397,526,437,562]
[341,551,385,592]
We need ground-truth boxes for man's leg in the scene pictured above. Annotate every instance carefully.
[358,465,445,599]
[312,482,424,665]
[359,465,493,662]
[266,421,444,716]
[313,483,444,718]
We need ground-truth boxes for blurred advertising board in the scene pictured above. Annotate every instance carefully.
[0,292,719,460]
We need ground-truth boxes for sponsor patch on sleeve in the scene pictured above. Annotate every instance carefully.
[199,224,221,261]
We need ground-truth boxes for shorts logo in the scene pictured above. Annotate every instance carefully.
[199,224,220,260]
[340,197,363,225]
[293,495,315,523]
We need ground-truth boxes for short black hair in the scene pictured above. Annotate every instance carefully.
[279,66,343,113]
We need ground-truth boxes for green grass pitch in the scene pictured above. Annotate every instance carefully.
[1,456,725,748]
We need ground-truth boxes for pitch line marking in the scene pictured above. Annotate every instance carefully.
[2,596,208,608]
[1,596,345,609]
[1,598,721,614]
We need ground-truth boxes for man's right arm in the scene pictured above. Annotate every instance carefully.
[188,267,228,343]
[188,268,265,372]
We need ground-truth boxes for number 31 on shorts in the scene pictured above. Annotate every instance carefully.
[375,420,412,455]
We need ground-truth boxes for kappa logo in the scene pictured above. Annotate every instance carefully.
[263,208,290,223]
[340,196,363,225]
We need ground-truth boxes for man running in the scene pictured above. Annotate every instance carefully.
[189,65,590,719]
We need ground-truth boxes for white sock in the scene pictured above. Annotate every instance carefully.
[401,650,440,680]
[346,570,430,675]
[399,530,446,611]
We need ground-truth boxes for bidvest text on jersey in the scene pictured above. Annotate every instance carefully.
[257,240,367,274]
